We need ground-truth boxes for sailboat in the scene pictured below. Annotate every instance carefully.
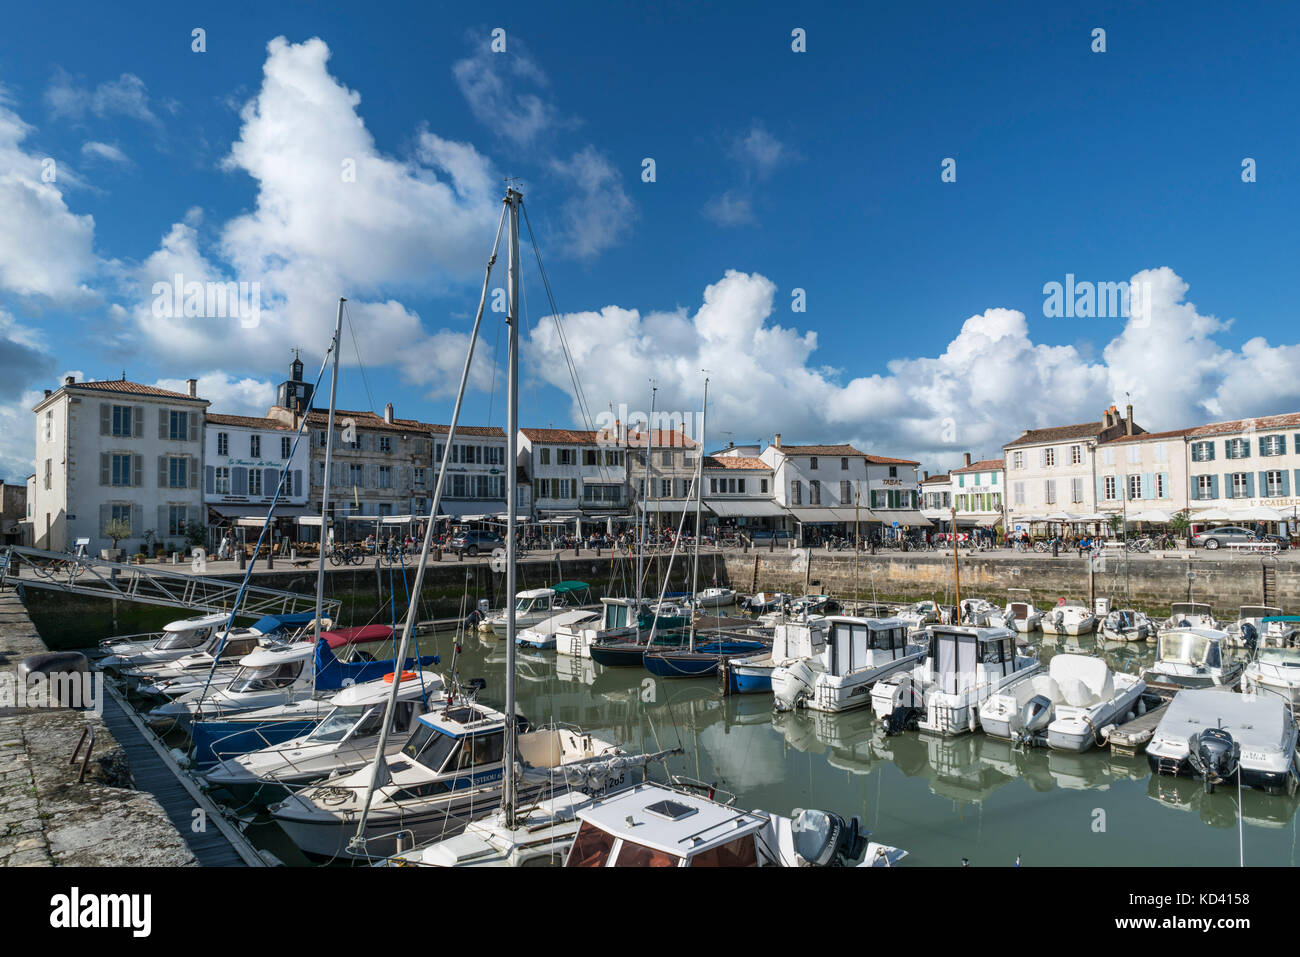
[643,378,766,679]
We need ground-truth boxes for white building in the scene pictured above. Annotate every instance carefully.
[919,471,951,527]
[1094,428,1186,523]
[949,455,1006,531]
[1180,412,1300,531]
[702,454,783,531]
[31,375,208,555]
[518,427,627,522]
[203,413,310,525]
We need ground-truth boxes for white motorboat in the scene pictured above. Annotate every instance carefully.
[690,587,738,609]
[1142,627,1242,690]
[1224,606,1289,648]
[560,781,906,867]
[1162,602,1219,632]
[871,625,1040,736]
[724,617,832,696]
[479,582,594,635]
[1147,689,1300,794]
[271,702,623,861]
[945,597,1004,628]
[1099,608,1154,642]
[1242,637,1300,705]
[99,612,256,672]
[978,653,1146,751]
[555,597,646,658]
[1040,600,1098,636]
[744,592,790,614]
[1002,590,1042,633]
[515,608,601,649]
[894,600,939,635]
[126,627,278,699]
[202,670,444,805]
[771,617,925,713]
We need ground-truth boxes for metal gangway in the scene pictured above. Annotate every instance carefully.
[0,545,339,622]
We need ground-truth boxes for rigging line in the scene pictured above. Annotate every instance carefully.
[343,300,376,413]
[485,306,503,427]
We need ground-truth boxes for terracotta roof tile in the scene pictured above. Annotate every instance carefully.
[67,379,206,401]
[206,413,295,430]
[952,458,1005,473]
[702,456,769,470]
[1003,421,1104,448]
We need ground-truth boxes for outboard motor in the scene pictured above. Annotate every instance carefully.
[790,808,868,866]
[771,661,814,713]
[883,706,920,736]
[1014,694,1053,746]
[1188,727,1240,794]
[1241,622,1259,656]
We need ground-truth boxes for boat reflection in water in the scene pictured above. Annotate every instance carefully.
[1147,772,1300,831]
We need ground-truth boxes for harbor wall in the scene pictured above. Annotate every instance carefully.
[722,550,1296,616]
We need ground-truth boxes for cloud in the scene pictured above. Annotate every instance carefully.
[126,36,502,392]
[45,70,158,124]
[153,372,276,416]
[81,141,131,165]
[704,125,797,228]
[528,266,1300,470]
[702,190,756,227]
[452,36,559,146]
[0,92,98,300]
[546,147,635,259]
[732,125,795,180]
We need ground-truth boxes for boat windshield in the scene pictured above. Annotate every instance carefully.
[516,596,548,613]
[303,704,368,744]
[613,839,683,867]
[156,629,209,651]
[567,820,617,866]
[400,723,460,772]
[1256,647,1300,667]
[226,661,302,693]
[1158,632,1211,666]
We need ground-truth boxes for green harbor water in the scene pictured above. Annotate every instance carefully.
[206,619,1300,867]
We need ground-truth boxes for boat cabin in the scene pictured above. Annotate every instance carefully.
[514,581,592,616]
[1169,602,1214,626]
[390,704,528,792]
[772,617,830,662]
[304,671,438,745]
[1260,616,1300,645]
[823,617,910,677]
[927,626,1020,694]
[1156,628,1227,671]
[153,613,230,650]
[565,783,770,867]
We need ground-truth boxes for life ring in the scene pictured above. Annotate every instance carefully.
[383,671,418,684]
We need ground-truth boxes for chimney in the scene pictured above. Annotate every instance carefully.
[1103,408,1112,428]
[1125,403,1134,435]
[774,433,782,449]
[963,452,972,467]
[64,375,75,387]
[43,389,51,398]
[384,402,394,424]
[923,470,930,480]
[186,378,198,397]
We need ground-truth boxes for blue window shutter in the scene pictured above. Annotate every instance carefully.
[205,465,215,494]
[958,474,964,487]
[1259,436,1267,456]
[1141,473,1153,499]
[294,470,302,497]
[1208,442,1215,461]
[1095,475,1104,501]
[263,468,276,495]
[1246,472,1256,497]
[1210,474,1219,499]
[232,467,248,495]
[1160,472,1171,499]
[1282,471,1291,497]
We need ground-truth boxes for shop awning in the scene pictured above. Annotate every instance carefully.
[438,501,506,518]
[954,512,1003,527]
[872,509,932,527]
[704,499,790,518]
[786,507,871,523]
[211,505,315,520]
[635,500,711,514]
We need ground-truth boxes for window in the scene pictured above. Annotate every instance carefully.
[556,449,576,466]
[1104,476,1116,500]
[583,449,598,466]
[44,458,52,490]
[660,451,673,467]
[841,480,852,504]
[281,436,292,459]
[111,454,133,487]
[539,447,550,466]
[215,467,231,494]
[1191,441,1214,462]
[1265,470,1284,497]
[1044,480,1056,505]
[486,446,505,465]
[1102,448,1114,466]
[168,410,188,441]
[110,504,131,530]
[660,479,672,498]
[809,480,821,505]
[790,480,802,505]
[1013,481,1025,505]
[1225,438,1250,460]
[1126,445,1140,465]
[1070,445,1082,465]
[1262,435,1285,456]
[217,432,228,456]
[760,479,768,494]
[1013,451,1024,470]
[111,405,134,437]
[379,436,392,454]
[318,430,329,448]
[168,505,188,536]
[840,457,848,470]
[250,434,261,458]
[377,466,392,489]
[1155,473,1167,498]
[809,456,818,470]
[414,467,426,487]
[248,468,263,496]
[43,410,53,443]
[1231,472,1249,498]
[1195,475,1214,500]
[888,466,898,478]
[349,463,365,487]
[1127,474,1141,500]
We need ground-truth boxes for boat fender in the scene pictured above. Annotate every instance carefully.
[383,671,418,683]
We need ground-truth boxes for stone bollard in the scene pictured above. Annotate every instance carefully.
[458,549,465,562]
[237,549,247,570]
[17,652,90,708]
[171,552,179,564]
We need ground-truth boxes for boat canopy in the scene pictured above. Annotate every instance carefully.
[1161,689,1293,752]
[164,613,230,632]
[250,611,317,635]
[320,624,394,649]
[1171,602,1213,617]
[552,581,591,596]
[825,617,910,676]
[1157,628,1224,667]
[1261,616,1300,624]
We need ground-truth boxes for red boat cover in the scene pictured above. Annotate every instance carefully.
[320,624,395,649]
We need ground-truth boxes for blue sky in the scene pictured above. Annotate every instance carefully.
[2,0,1299,480]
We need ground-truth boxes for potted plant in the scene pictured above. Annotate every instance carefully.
[184,521,206,556]
[102,518,130,561]
[1170,509,1190,549]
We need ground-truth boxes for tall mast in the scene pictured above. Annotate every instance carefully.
[350,204,507,855]
[952,503,962,625]
[688,377,708,653]
[313,298,344,655]
[635,384,655,612]
[502,186,522,828]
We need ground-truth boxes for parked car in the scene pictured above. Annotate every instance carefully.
[1192,526,1255,550]
[447,530,505,556]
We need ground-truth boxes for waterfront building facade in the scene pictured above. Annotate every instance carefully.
[518,427,627,523]
[203,413,310,524]
[950,455,1006,530]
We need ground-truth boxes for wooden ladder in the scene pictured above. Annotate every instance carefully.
[1263,561,1278,606]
